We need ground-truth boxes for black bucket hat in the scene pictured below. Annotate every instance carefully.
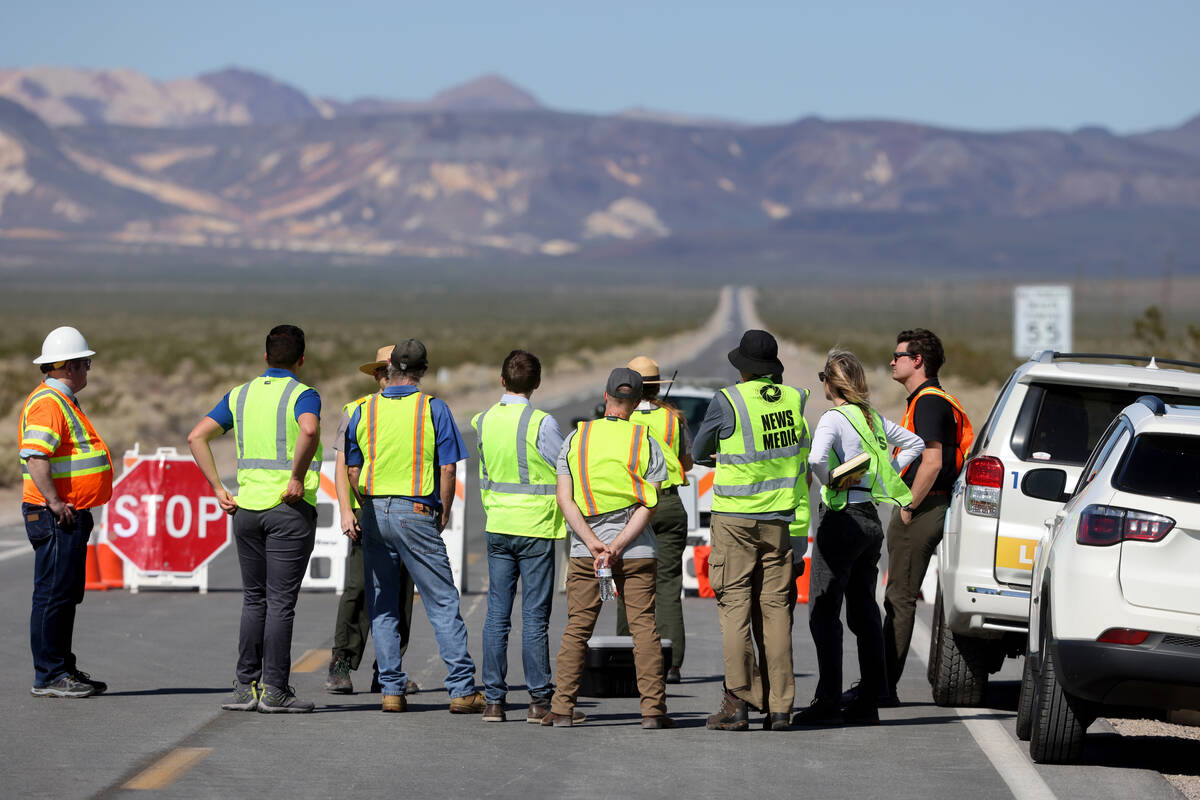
[728,329,784,376]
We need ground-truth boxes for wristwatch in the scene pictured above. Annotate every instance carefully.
[902,503,914,513]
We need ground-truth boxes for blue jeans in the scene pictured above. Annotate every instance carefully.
[25,503,92,687]
[482,533,556,704]
[361,498,476,699]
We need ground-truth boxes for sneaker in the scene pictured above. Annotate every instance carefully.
[220,680,260,711]
[31,675,95,699]
[483,703,506,722]
[257,684,315,714]
[791,699,843,727]
[449,690,487,714]
[382,694,407,713]
[665,666,682,684]
[527,703,587,724]
[70,669,107,695]
[705,688,749,731]
[325,658,353,694]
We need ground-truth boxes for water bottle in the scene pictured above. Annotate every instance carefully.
[597,558,615,602]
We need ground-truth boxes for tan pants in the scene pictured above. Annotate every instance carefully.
[551,557,667,718]
[709,515,795,714]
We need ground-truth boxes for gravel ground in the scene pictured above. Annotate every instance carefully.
[1109,717,1200,798]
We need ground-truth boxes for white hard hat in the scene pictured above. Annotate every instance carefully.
[33,326,95,365]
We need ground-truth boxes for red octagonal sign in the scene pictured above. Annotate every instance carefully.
[105,456,230,573]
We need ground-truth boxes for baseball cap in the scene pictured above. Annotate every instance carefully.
[605,367,643,400]
[358,345,395,375]
[390,338,428,371]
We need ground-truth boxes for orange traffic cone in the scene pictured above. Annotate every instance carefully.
[694,545,715,599]
[796,533,814,604]
[84,544,107,591]
[97,543,124,589]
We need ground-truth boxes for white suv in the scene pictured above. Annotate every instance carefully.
[929,352,1200,706]
[1017,397,1200,763]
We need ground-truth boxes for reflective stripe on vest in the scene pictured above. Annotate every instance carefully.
[631,406,687,489]
[896,386,974,475]
[19,384,113,508]
[711,380,810,515]
[568,418,657,516]
[231,377,322,510]
[358,392,436,497]
[821,405,913,512]
[342,395,373,512]
[471,402,565,538]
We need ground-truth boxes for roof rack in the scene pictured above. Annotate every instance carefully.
[1031,351,1200,370]
[1135,395,1167,416]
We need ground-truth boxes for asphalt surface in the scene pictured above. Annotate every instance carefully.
[0,290,1188,799]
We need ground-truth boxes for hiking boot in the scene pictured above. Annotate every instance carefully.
[219,680,259,711]
[764,712,791,731]
[665,666,682,684]
[31,674,95,699]
[70,669,107,695]
[527,703,586,724]
[382,694,407,713]
[448,691,487,714]
[482,703,506,722]
[257,684,315,714]
[791,699,843,727]
[325,658,353,694]
[641,715,676,729]
[706,688,749,731]
[539,711,578,727]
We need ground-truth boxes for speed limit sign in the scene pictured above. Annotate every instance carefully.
[1014,285,1072,357]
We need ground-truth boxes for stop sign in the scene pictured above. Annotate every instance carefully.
[104,456,230,573]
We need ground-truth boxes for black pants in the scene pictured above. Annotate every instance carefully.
[808,502,886,707]
[332,538,414,669]
[232,501,316,689]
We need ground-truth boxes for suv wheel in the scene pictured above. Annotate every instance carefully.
[1029,619,1090,763]
[927,586,945,685]
[930,589,989,707]
[1015,654,1036,741]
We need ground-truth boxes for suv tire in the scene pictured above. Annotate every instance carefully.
[927,587,945,685]
[930,589,988,707]
[1015,654,1036,741]
[1029,619,1089,764]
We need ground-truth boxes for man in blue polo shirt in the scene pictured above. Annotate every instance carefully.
[345,338,484,714]
[189,324,322,713]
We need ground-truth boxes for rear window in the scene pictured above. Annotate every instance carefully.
[1114,433,1200,504]
[1013,384,1200,465]
[669,394,714,440]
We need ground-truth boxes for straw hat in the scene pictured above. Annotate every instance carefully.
[358,345,395,375]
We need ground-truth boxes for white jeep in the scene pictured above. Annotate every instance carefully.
[929,352,1200,706]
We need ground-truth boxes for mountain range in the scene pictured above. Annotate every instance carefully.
[1,66,1198,273]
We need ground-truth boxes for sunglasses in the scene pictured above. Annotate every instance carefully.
[818,371,826,383]
[891,351,917,361]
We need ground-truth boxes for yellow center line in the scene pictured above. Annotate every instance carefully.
[292,648,329,673]
[123,747,211,791]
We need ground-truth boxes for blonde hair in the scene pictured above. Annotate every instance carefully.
[824,349,875,430]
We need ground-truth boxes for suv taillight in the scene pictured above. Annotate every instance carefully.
[1076,504,1175,546]
[965,456,1003,517]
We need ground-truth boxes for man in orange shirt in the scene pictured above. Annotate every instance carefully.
[19,327,114,698]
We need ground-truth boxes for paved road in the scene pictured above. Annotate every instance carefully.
[0,290,1186,799]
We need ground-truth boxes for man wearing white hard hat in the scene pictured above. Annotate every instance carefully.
[20,326,113,698]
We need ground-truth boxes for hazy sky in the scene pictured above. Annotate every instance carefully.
[4,0,1196,133]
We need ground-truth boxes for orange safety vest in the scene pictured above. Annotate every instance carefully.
[897,386,973,476]
[18,383,113,509]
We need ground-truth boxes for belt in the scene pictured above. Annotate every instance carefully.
[660,486,679,496]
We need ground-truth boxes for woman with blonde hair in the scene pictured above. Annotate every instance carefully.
[793,349,924,727]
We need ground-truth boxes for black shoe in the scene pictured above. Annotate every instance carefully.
[842,701,881,726]
[764,712,791,731]
[706,688,749,731]
[840,681,899,709]
[664,666,681,684]
[791,700,843,727]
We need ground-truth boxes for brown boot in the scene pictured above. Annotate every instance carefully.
[482,703,506,722]
[706,688,749,731]
[449,691,487,714]
[381,694,407,713]
[528,703,586,724]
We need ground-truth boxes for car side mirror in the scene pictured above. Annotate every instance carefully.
[1022,468,1070,503]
